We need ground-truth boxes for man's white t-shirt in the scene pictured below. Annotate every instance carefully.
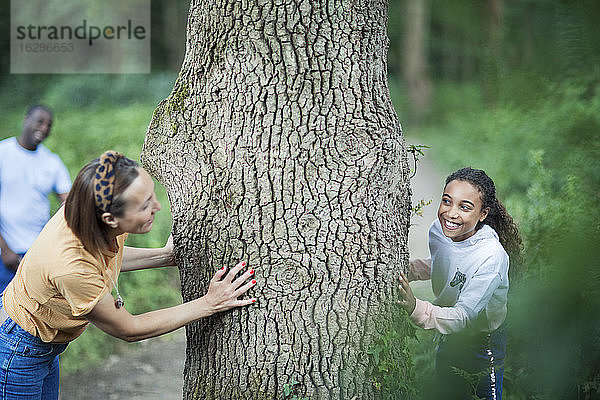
[0,137,72,253]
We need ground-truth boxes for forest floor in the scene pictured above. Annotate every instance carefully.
[59,136,440,400]
[60,332,186,400]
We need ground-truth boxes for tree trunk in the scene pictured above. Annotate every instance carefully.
[483,0,503,105]
[402,0,432,123]
[141,0,410,398]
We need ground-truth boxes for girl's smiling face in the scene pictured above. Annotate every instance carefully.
[437,179,489,242]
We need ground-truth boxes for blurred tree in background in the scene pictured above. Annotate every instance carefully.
[389,0,600,111]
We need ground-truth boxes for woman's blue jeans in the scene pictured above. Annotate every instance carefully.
[0,253,24,294]
[0,301,67,400]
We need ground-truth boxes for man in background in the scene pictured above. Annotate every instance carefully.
[0,105,72,291]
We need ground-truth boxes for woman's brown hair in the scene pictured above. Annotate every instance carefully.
[65,155,139,255]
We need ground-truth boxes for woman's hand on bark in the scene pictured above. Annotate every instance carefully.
[203,261,257,314]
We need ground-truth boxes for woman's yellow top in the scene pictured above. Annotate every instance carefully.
[2,207,126,343]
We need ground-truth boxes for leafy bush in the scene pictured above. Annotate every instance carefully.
[506,168,600,399]
[368,311,418,399]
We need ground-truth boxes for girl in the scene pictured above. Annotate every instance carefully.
[399,167,522,400]
[0,151,258,399]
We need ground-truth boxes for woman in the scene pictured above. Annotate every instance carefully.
[398,167,522,400]
[0,151,257,399]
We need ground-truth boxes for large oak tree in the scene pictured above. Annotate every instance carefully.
[142,0,411,398]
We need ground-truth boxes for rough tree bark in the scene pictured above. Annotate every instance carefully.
[141,0,410,398]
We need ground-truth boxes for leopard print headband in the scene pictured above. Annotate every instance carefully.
[93,150,123,213]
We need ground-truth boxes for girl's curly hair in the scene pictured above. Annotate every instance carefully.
[446,167,524,274]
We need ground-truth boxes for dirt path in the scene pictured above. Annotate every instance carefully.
[406,137,441,260]
[60,332,185,400]
[59,137,441,399]
[405,136,441,300]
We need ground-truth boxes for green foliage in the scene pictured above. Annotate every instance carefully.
[407,143,433,218]
[0,74,176,115]
[449,367,488,400]
[411,198,432,219]
[367,311,418,399]
[280,379,307,400]
[503,151,600,399]
[407,144,430,178]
